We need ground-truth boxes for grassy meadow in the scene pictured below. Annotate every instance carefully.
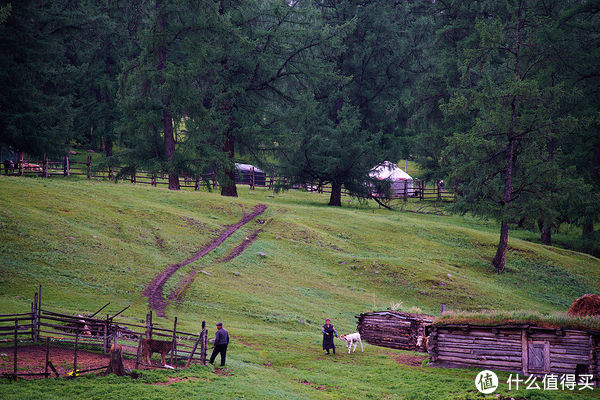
[0,175,599,399]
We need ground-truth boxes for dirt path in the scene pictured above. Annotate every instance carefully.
[143,204,267,317]
[219,228,263,263]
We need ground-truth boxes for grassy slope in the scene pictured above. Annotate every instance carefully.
[0,176,598,399]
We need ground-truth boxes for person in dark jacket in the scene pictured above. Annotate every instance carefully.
[209,322,229,366]
[322,318,338,355]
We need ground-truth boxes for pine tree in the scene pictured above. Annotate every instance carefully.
[278,0,419,206]
[118,1,220,190]
[442,0,580,271]
[0,1,77,157]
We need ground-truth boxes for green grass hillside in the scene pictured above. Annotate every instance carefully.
[1,176,598,399]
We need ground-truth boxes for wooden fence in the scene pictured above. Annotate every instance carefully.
[0,286,207,380]
[1,154,455,202]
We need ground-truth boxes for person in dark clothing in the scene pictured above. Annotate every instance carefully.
[209,322,229,366]
[322,318,338,355]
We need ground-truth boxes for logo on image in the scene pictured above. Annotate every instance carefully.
[475,370,498,394]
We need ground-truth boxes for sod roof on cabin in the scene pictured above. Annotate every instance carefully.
[433,310,600,332]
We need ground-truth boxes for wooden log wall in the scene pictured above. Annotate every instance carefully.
[429,324,600,387]
[356,311,433,352]
[428,326,523,371]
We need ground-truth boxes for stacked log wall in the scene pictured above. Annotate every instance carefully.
[429,324,600,386]
[356,312,433,352]
[429,326,523,371]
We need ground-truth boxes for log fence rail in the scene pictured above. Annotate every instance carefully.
[2,155,455,202]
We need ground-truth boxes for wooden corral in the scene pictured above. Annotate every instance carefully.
[0,287,208,380]
[356,311,434,352]
[428,323,600,385]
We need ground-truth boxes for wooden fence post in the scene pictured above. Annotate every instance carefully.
[186,333,202,368]
[43,153,48,178]
[251,167,255,190]
[403,182,408,202]
[13,319,18,379]
[19,152,24,176]
[420,181,424,201]
[64,154,70,177]
[437,181,441,201]
[195,177,200,191]
[45,337,50,378]
[104,314,109,353]
[30,302,35,342]
[106,330,126,376]
[131,167,136,184]
[87,155,92,179]
[33,292,38,342]
[170,317,177,366]
[146,311,152,339]
[73,329,79,376]
[36,285,42,341]
[108,166,113,181]
[135,335,143,370]
[200,321,206,365]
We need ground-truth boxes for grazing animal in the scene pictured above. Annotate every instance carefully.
[75,315,92,336]
[416,335,428,351]
[141,338,173,365]
[567,294,600,317]
[339,333,363,354]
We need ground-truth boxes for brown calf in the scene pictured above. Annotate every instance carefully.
[141,338,173,366]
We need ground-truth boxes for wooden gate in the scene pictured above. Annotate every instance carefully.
[527,340,550,374]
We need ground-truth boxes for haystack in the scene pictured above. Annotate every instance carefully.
[567,293,600,317]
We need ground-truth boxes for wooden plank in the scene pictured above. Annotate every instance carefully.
[171,317,177,366]
[522,329,528,375]
[437,351,522,362]
[45,338,49,378]
[0,313,34,318]
[13,320,17,377]
[436,355,522,368]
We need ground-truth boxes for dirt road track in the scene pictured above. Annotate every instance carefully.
[143,204,267,317]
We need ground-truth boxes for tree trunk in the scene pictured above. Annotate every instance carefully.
[540,222,552,246]
[105,344,126,376]
[492,221,509,272]
[156,0,179,191]
[104,135,113,157]
[583,218,594,235]
[492,0,521,273]
[220,132,238,197]
[328,181,342,206]
[164,109,179,190]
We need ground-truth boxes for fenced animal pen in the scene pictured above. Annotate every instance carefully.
[1,154,455,202]
[428,322,600,386]
[0,287,208,380]
[356,311,434,352]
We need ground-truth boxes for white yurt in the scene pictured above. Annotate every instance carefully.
[369,161,413,197]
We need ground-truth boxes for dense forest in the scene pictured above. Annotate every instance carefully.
[1,0,599,270]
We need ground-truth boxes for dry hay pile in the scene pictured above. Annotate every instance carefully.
[567,294,600,317]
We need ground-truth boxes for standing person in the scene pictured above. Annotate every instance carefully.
[209,322,229,366]
[322,318,338,355]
